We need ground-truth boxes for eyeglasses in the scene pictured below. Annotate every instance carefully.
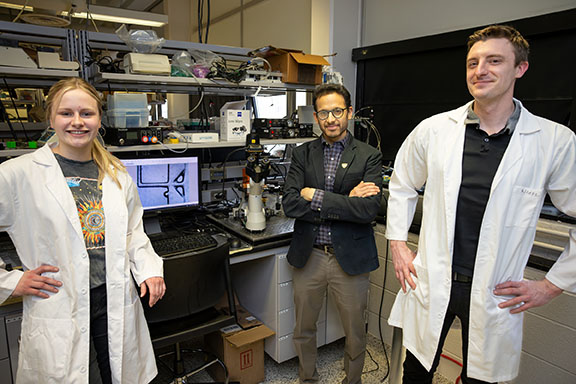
[316,107,347,120]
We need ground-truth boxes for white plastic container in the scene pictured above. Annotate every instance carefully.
[107,108,149,128]
[107,93,148,110]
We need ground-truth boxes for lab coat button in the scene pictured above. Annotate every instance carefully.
[81,289,87,295]
[81,327,87,333]
[80,366,87,373]
[82,253,87,258]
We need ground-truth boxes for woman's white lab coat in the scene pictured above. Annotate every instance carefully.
[0,144,163,383]
[386,100,576,382]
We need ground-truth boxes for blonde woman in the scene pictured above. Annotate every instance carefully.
[0,78,165,383]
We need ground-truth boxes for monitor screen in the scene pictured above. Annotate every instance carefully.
[121,156,201,211]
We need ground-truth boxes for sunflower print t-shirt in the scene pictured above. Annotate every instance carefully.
[55,153,106,289]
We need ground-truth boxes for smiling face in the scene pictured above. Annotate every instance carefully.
[466,38,529,104]
[314,92,352,144]
[50,88,101,161]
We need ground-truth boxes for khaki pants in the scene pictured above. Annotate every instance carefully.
[292,247,370,384]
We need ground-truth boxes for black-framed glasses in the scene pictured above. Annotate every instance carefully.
[316,107,347,120]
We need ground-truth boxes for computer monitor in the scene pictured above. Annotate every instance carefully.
[121,155,201,212]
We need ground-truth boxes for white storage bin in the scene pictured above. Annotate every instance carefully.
[107,93,147,110]
[107,108,148,128]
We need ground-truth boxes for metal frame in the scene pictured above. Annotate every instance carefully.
[0,21,80,88]
[79,29,315,95]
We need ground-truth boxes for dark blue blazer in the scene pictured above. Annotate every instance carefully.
[283,134,382,275]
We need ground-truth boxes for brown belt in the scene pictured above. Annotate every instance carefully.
[313,244,335,254]
[452,271,473,284]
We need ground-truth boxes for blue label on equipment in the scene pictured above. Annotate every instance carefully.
[237,111,242,117]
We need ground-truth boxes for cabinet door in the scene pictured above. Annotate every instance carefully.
[0,317,7,360]
[5,314,21,383]
[0,359,12,384]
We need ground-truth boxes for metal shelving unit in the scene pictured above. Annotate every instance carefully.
[0,21,316,158]
[0,21,79,88]
[0,137,314,158]
[80,30,315,95]
[91,71,313,95]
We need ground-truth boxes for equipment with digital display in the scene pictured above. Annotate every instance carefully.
[253,118,314,139]
[104,127,165,146]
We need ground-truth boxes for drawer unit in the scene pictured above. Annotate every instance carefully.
[231,247,346,363]
[267,321,326,363]
[278,281,294,310]
[278,307,295,337]
[277,253,292,283]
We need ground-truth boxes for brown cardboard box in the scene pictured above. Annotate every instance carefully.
[205,324,275,384]
[265,48,330,85]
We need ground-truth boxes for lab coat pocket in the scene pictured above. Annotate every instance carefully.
[409,255,429,308]
[20,316,72,378]
[504,186,543,228]
[488,290,522,335]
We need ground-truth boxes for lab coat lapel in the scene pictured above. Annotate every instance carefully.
[490,102,539,193]
[34,145,84,243]
[443,106,467,249]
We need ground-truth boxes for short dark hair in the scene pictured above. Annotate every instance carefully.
[467,25,529,66]
[312,84,351,111]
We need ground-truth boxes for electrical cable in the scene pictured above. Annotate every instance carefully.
[218,146,247,205]
[11,0,29,23]
[0,89,18,140]
[2,78,30,141]
[158,137,189,154]
[363,346,381,375]
[205,0,211,44]
[197,0,203,43]
[270,162,286,184]
[440,354,463,384]
[378,227,391,382]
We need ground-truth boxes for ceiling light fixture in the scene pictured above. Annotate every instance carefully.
[0,2,168,28]
[0,1,32,11]
[63,5,168,28]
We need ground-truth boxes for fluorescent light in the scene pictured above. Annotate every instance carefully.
[0,1,32,11]
[65,5,168,28]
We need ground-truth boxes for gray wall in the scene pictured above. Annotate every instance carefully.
[361,0,576,46]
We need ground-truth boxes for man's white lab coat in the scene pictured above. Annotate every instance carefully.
[386,100,576,382]
[0,144,163,383]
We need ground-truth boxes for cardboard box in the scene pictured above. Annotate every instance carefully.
[265,48,330,85]
[219,101,251,142]
[205,324,275,384]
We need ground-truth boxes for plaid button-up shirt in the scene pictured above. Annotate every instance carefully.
[311,133,350,245]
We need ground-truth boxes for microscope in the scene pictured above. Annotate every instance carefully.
[241,133,270,231]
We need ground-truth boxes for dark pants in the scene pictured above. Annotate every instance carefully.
[90,284,112,384]
[402,281,496,384]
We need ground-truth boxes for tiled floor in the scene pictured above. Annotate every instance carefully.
[152,334,454,384]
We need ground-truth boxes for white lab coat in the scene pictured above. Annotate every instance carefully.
[0,144,163,384]
[386,100,576,382]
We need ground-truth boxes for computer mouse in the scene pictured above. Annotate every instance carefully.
[228,237,242,250]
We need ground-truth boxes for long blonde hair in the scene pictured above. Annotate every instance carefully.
[46,78,125,187]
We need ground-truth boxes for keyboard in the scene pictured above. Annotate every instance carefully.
[149,232,218,257]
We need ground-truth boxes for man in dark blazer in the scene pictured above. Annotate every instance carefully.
[283,84,382,384]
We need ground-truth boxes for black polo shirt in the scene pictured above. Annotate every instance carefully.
[452,101,521,277]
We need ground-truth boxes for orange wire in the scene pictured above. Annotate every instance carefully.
[440,353,462,384]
